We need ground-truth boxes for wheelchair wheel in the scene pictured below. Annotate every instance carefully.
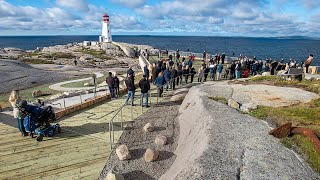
[47,129,54,137]
[36,134,43,142]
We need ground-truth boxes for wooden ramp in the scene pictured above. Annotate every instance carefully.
[0,94,151,180]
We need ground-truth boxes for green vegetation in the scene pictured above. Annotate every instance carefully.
[248,75,277,82]
[42,52,75,59]
[281,135,320,173]
[80,48,113,60]
[20,58,55,64]
[0,83,60,108]
[208,96,228,104]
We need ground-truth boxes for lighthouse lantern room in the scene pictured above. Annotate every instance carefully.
[99,13,112,43]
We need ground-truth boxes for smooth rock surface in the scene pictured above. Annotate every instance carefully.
[115,145,131,161]
[160,85,320,180]
[262,72,271,76]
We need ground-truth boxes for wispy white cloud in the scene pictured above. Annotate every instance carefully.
[110,0,146,8]
[56,0,89,11]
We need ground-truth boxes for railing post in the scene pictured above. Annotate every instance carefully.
[131,104,133,121]
[109,121,112,150]
[80,92,83,105]
[63,95,66,111]
[112,120,114,146]
[141,96,144,113]
[121,108,123,130]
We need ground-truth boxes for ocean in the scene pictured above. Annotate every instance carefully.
[0,35,319,64]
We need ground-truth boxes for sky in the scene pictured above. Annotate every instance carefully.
[0,0,319,37]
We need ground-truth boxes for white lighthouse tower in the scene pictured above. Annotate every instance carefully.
[99,13,112,43]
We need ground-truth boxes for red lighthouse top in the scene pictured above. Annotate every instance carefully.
[102,13,110,23]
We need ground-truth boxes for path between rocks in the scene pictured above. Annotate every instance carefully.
[48,72,104,92]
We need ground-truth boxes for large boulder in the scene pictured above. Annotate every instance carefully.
[116,145,131,161]
[112,42,136,58]
[228,99,240,110]
[143,123,155,132]
[144,148,159,162]
[277,70,287,75]
[0,48,7,54]
[262,72,271,76]
[155,135,168,145]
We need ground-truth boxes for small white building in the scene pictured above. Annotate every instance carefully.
[99,13,112,43]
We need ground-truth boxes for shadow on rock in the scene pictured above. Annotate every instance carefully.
[130,148,146,160]
[158,151,175,161]
[123,170,156,180]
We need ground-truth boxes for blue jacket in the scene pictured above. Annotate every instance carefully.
[217,64,223,73]
[154,76,165,86]
[163,69,171,80]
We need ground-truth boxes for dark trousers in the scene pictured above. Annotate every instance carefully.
[171,79,176,90]
[109,87,115,98]
[306,64,310,73]
[191,75,195,83]
[157,86,163,97]
[114,87,119,97]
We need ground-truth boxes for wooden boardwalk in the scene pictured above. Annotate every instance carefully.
[0,91,162,180]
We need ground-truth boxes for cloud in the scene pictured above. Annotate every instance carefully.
[110,0,146,8]
[56,0,89,11]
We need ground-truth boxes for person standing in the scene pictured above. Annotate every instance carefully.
[217,63,223,80]
[127,66,135,85]
[230,61,236,79]
[151,63,157,83]
[177,64,183,85]
[235,61,241,79]
[204,65,209,82]
[9,90,27,136]
[125,74,136,106]
[154,72,166,97]
[305,54,314,74]
[106,72,115,99]
[139,75,150,107]
[170,66,178,90]
[163,67,171,91]
[198,66,204,82]
[183,65,190,84]
[143,65,150,81]
[113,73,120,98]
[221,53,226,64]
[190,67,196,83]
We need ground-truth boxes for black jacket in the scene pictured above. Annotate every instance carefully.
[106,76,115,88]
[125,77,135,91]
[114,77,120,88]
[139,79,150,93]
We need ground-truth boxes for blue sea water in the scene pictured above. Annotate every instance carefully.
[0,35,319,64]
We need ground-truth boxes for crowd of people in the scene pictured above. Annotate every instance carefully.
[105,51,314,108]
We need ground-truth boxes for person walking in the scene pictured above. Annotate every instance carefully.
[124,74,135,106]
[106,72,115,99]
[154,72,166,97]
[305,54,314,74]
[139,75,150,107]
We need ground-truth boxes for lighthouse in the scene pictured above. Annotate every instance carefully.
[99,13,112,43]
